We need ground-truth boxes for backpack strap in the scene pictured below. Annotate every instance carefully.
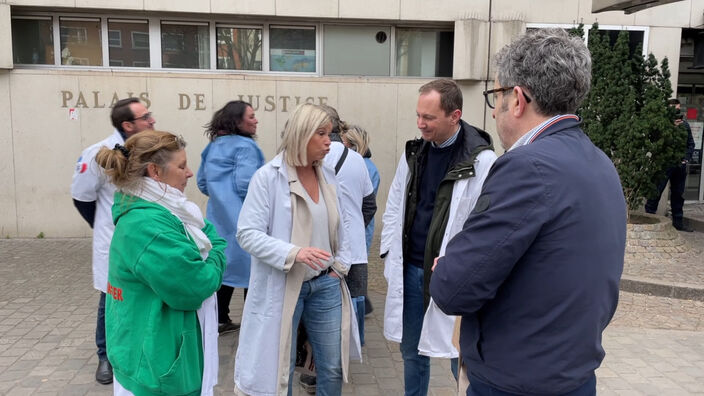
[335,147,349,175]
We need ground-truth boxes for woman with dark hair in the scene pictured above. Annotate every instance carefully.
[197,100,265,334]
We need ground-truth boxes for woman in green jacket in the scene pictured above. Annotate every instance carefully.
[96,130,226,396]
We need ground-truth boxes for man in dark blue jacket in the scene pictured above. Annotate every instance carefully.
[430,29,627,396]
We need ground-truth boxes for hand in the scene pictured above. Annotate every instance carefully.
[431,256,441,272]
[296,247,331,270]
[675,119,683,126]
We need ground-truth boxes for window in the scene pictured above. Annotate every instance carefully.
[132,31,149,49]
[108,19,149,68]
[108,30,121,47]
[11,16,54,65]
[59,18,102,66]
[216,25,262,71]
[395,28,453,77]
[324,25,390,76]
[526,24,649,57]
[270,26,316,73]
[161,22,209,69]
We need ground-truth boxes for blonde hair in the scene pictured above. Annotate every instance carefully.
[278,104,332,167]
[95,130,186,191]
[342,124,370,156]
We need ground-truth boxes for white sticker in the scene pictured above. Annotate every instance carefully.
[69,108,78,120]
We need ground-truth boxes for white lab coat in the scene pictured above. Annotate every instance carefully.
[380,149,496,358]
[234,153,362,396]
[323,142,374,265]
[70,129,124,293]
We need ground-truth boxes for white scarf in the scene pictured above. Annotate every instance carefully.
[117,177,219,396]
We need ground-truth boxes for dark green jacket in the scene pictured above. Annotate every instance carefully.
[106,192,226,396]
[402,120,493,308]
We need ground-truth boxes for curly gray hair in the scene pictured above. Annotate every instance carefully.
[494,28,591,116]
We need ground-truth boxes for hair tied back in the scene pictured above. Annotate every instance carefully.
[113,143,131,158]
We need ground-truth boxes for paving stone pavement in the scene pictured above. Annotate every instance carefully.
[1,238,703,395]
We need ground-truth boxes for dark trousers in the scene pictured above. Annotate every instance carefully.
[346,263,372,314]
[645,164,687,224]
[216,285,247,324]
[96,292,107,361]
[467,373,596,396]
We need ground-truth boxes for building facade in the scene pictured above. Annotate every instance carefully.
[1,0,703,237]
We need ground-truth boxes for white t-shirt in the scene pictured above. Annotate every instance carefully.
[323,142,374,265]
[71,129,124,293]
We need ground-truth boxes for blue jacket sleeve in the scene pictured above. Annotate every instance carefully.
[233,145,263,200]
[430,153,551,316]
[197,144,211,196]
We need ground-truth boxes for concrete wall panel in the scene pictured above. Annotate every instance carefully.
[634,0,693,27]
[0,4,11,69]
[146,75,214,208]
[10,73,83,237]
[338,80,401,219]
[400,0,488,21]
[0,71,17,237]
[339,0,399,20]
[211,0,276,16]
[578,0,636,26]
[7,0,74,6]
[453,19,489,81]
[75,0,142,10]
[275,0,338,18]
[491,0,579,24]
[648,27,683,89]
[143,0,209,14]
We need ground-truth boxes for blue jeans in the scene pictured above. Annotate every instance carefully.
[467,373,596,396]
[96,292,107,361]
[288,274,342,396]
[400,265,430,396]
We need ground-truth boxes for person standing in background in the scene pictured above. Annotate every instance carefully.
[70,97,155,384]
[342,124,380,254]
[645,98,696,232]
[197,100,265,334]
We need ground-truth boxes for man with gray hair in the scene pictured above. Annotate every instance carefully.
[430,29,627,395]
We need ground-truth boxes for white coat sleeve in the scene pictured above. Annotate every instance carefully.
[237,168,298,272]
[71,146,104,202]
[380,153,408,257]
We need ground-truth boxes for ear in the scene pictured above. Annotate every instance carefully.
[450,109,462,124]
[146,163,160,180]
[512,86,527,117]
[121,120,134,135]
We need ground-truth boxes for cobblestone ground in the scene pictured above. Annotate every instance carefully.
[0,238,703,395]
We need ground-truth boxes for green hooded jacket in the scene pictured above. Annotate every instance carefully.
[106,192,226,396]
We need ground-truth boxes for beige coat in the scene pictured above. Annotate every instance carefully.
[235,153,361,396]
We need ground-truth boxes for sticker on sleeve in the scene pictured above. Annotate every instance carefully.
[472,195,490,214]
[75,156,87,174]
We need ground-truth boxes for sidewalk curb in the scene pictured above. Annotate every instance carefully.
[620,275,704,302]
[683,216,704,233]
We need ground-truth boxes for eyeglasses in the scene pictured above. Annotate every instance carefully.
[130,112,153,122]
[482,87,532,109]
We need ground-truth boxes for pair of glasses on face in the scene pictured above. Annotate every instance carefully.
[131,112,153,122]
[482,87,532,109]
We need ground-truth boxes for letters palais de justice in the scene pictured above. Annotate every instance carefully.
[60,90,330,112]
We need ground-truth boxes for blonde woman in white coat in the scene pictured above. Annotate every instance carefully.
[235,103,361,396]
